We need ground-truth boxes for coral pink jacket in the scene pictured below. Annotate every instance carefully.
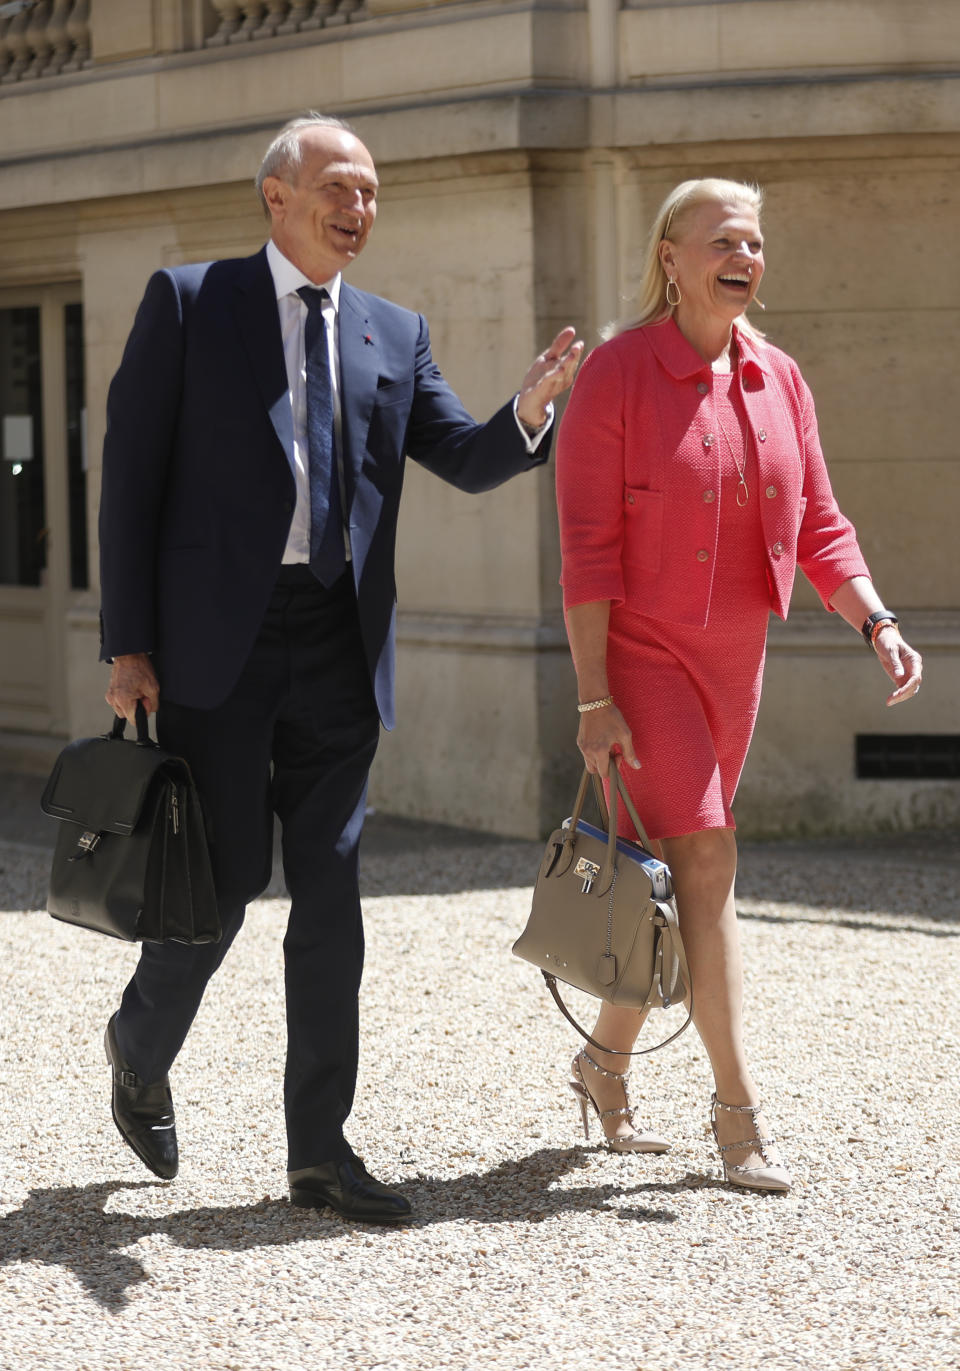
[557,318,870,624]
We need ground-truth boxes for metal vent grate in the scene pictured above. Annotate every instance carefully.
[856,735,960,780]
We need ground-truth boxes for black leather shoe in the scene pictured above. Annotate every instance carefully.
[288,1159,412,1224]
[104,1013,178,1180]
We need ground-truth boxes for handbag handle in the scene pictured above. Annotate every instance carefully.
[109,701,156,748]
[563,758,656,896]
[565,758,656,853]
[592,757,656,854]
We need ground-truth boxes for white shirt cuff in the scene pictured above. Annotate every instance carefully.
[512,396,554,453]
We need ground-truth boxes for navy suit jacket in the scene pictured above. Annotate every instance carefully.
[99,247,548,728]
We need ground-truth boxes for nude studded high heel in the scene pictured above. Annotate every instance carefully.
[710,1094,792,1193]
[568,1050,670,1154]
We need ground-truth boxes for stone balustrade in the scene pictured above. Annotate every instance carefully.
[0,0,475,82]
[204,0,472,43]
[206,0,365,44]
[0,0,90,83]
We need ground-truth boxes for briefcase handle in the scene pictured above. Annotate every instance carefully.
[109,701,158,749]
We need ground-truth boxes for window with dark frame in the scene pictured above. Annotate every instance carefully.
[65,302,88,590]
[0,306,46,587]
[856,735,960,781]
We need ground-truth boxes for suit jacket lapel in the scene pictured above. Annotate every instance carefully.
[338,284,380,507]
[233,247,295,470]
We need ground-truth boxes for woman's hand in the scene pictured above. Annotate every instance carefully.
[873,627,923,706]
[577,703,640,776]
[826,580,923,706]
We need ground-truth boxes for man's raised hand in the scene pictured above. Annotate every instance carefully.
[516,327,584,429]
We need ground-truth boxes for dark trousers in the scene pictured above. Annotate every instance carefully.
[115,568,380,1169]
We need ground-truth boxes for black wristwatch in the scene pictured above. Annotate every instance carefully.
[861,610,899,648]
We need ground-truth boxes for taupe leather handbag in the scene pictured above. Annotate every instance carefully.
[513,758,693,1055]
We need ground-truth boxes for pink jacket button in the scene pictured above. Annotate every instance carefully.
[772,540,784,557]
[696,549,710,563]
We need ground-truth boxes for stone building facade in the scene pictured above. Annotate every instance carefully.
[1,0,957,836]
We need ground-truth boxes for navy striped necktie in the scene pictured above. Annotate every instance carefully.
[297,285,345,587]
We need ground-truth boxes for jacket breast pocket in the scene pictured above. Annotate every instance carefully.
[374,376,414,408]
[622,486,664,574]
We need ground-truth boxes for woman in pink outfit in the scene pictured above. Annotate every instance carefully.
[555,178,923,1192]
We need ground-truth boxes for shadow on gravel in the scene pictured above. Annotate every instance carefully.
[735,906,960,937]
[357,824,960,927]
[1,1150,698,1310]
[400,1146,687,1229]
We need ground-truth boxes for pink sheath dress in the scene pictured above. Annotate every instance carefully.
[608,374,770,840]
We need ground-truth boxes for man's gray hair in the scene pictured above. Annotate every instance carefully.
[255,112,356,217]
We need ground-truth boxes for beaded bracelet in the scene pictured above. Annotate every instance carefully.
[861,611,899,648]
[870,619,901,649]
[577,695,614,713]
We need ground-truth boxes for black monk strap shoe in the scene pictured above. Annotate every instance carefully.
[104,1012,179,1180]
[288,1159,412,1224]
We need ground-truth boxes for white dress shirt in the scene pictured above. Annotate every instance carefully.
[267,240,348,565]
[265,239,552,567]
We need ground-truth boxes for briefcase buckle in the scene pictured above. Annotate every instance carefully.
[71,830,102,861]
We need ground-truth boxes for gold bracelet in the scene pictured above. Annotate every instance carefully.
[577,695,614,713]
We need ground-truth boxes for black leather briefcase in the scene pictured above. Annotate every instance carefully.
[41,705,220,944]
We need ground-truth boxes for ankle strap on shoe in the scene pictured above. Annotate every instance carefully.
[717,1134,777,1154]
[712,1095,762,1116]
[577,1049,630,1081]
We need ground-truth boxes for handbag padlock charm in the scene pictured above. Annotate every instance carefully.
[575,857,601,894]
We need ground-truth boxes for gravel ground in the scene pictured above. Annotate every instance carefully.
[1,815,958,1371]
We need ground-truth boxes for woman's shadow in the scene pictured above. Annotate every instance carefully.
[1,1146,707,1310]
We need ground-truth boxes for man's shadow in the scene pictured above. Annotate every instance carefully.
[2,1147,709,1310]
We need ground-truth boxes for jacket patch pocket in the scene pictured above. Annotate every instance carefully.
[622,486,664,574]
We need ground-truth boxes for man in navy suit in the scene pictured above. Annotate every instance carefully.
[98,112,581,1222]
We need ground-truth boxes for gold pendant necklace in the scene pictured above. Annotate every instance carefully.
[715,411,749,507]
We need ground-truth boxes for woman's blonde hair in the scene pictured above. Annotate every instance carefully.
[603,177,765,341]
